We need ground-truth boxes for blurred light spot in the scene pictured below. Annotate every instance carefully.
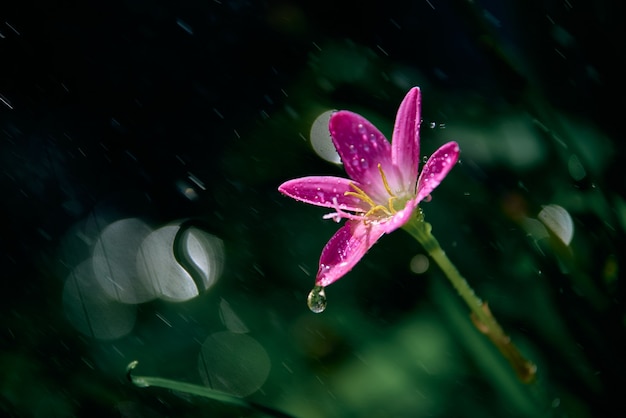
[521,217,549,240]
[310,110,341,164]
[538,204,574,245]
[567,154,586,181]
[63,260,136,340]
[136,224,223,302]
[451,115,546,169]
[92,219,156,304]
[557,114,613,175]
[219,298,249,333]
[180,226,224,292]
[176,180,199,201]
[409,254,429,274]
[136,225,198,302]
[198,332,270,397]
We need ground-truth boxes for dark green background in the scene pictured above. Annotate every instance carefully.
[1,0,625,416]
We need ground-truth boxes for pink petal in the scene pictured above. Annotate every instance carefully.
[383,197,420,234]
[329,111,398,200]
[416,142,460,202]
[278,176,369,212]
[391,87,421,191]
[316,220,386,287]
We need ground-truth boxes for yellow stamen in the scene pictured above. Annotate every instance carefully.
[378,163,399,212]
[345,183,377,207]
[343,164,400,219]
[378,163,394,196]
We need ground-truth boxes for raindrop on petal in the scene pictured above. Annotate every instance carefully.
[307,285,327,313]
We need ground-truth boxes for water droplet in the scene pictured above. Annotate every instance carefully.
[307,285,327,313]
[422,156,428,163]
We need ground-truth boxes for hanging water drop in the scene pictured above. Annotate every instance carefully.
[307,285,327,313]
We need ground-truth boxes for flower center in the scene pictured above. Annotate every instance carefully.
[345,164,398,218]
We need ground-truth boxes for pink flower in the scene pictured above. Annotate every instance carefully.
[279,87,459,288]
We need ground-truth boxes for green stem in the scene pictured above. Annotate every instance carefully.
[403,211,536,383]
[126,361,293,418]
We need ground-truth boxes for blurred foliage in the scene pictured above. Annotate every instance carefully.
[1,0,626,417]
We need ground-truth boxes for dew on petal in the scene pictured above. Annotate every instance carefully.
[307,285,327,313]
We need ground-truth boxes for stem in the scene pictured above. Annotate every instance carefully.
[126,361,293,418]
[403,212,537,383]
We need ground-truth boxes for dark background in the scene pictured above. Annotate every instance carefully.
[2,0,625,417]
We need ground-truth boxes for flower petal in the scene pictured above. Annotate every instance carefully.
[416,141,460,202]
[278,176,369,212]
[391,87,421,192]
[329,111,397,199]
[316,220,386,287]
[383,197,420,234]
